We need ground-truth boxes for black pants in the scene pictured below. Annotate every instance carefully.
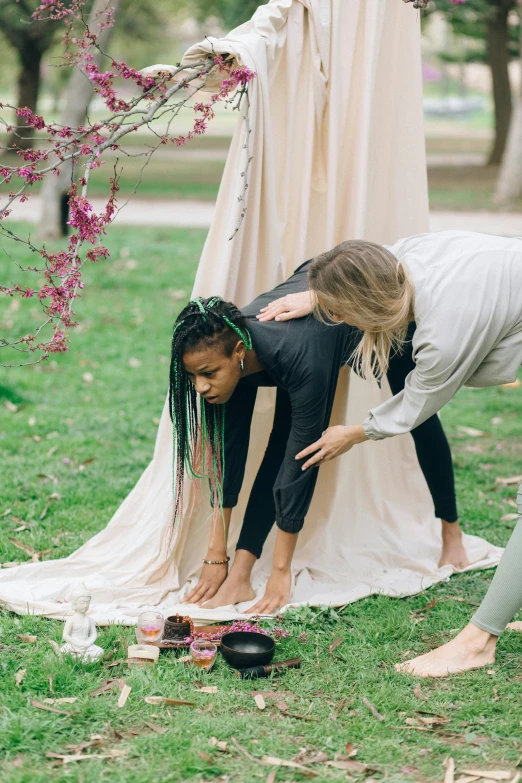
[235,326,458,558]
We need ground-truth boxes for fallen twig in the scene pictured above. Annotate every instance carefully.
[362,696,385,721]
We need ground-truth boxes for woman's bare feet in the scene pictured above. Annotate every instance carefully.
[396,623,498,677]
[203,572,256,608]
[182,561,228,605]
[247,567,292,615]
[439,520,470,570]
[202,550,257,609]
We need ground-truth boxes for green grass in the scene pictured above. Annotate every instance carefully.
[2,226,522,782]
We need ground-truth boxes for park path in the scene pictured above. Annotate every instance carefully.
[6,196,521,236]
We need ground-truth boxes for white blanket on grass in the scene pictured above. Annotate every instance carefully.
[0,0,501,624]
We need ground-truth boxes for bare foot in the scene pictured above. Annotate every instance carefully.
[246,568,292,615]
[395,623,497,678]
[182,562,228,605]
[203,572,256,609]
[439,520,470,569]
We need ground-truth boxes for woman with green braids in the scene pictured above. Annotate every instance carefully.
[170,261,462,614]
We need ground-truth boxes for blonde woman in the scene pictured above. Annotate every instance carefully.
[258,230,522,676]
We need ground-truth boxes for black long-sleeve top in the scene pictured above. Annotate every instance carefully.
[221,262,360,534]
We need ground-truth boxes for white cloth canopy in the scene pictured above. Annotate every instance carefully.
[0,0,501,625]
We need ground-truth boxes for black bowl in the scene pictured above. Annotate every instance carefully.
[220,631,275,669]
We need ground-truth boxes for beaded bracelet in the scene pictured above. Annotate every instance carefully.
[202,556,230,565]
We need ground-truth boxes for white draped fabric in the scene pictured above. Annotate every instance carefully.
[0,0,501,625]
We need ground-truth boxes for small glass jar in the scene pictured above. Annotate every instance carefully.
[136,611,164,643]
[190,640,217,671]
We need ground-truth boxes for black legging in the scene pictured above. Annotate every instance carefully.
[236,324,458,558]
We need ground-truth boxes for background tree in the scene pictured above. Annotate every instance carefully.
[430,0,519,165]
[495,0,522,200]
[38,0,172,239]
[0,0,61,151]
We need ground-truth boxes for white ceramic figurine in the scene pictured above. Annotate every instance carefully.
[60,583,103,662]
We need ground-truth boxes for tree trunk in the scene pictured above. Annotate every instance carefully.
[486,3,512,166]
[38,0,120,239]
[6,44,43,151]
[494,0,522,203]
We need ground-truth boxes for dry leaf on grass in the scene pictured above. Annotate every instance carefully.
[230,738,317,777]
[326,759,368,773]
[15,669,26,687]
[199,686,218,694]
[461,771,513,781]
[275,700,289,712]
[143,721,168,734]
[209,737,228,751]
[411,714,449,727]
[444,757,455,783]
[5,401,18,413]
[345,743,357,757]
[362,697,384,721]
[457,426,486,438]
[89,679,125,698]
[117,684,131,708]
[144,696,196,707]
[254,694,266,710]
[265,772,277,783]
[454,777,480,783]
[411,599,438,616]
[262,755,318,777]
[328,637,343,654]
[17,634,37,643]
[10,754,25,768]
[501,514,519,522]
[293,750,328,765]
[413,682,428,701]
[8,539,51,562]
[43,698,78,705]
[196,750,213,763]
[30,698,75,716]
[496,475,522,486]
[1,561,19,568]
[46,749,126,764]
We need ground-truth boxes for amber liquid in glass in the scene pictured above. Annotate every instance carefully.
[140,625,162,640]
[192,653,216,669]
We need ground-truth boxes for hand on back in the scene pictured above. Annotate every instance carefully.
[256,291,316,322]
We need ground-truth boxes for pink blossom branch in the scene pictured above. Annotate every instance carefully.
[1,4,256,367]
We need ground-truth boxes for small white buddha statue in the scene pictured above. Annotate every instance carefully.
[60,583,103,662]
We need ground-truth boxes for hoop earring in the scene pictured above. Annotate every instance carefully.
[240,359,244,371]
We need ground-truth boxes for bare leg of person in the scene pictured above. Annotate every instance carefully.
[398,498,522,677]
[439,519,469,569]
[203,549,257,608]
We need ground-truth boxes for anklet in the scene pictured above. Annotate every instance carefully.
[202,556,230,565]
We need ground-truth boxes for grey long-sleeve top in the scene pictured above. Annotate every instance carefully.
[363,231,522,441]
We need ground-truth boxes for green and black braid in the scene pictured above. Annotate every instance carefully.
[169,296,252,531]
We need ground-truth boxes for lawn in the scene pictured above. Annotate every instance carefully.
[1,226,522,783]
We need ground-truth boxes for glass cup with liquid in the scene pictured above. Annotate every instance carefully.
[190,640,217,671]
[137,611,164,643]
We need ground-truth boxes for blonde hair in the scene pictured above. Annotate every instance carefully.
[309,240,413,380]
